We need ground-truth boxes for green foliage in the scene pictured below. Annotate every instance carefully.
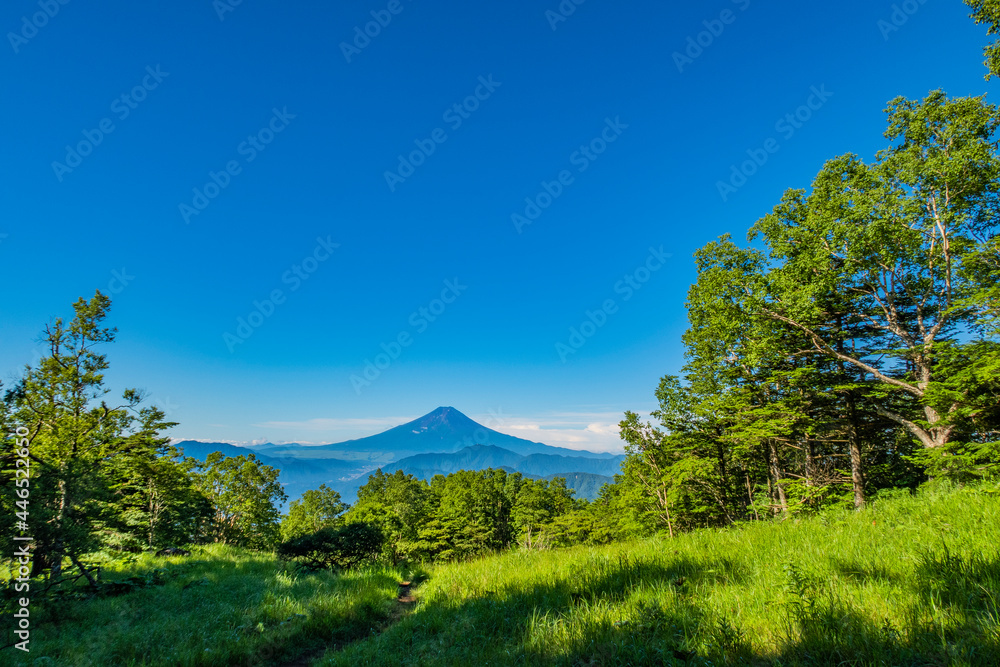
[195,451,287,551]
[103,447,214,552]
[967,0,1000,79]
[281,484,349,541]
[913,438,1000,483]
[344,467,589,563]
[346,469,430,563]
[277,523,384,571]
[0,293,206,585]
[616,89,1000,537]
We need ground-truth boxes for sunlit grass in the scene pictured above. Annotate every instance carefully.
[322,481,1000,666]
[6,482,999,666]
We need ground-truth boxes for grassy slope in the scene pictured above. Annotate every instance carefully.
[5,482,1000,666]
[322,483,1000,666]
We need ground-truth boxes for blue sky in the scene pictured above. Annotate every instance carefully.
[0,0,990,452]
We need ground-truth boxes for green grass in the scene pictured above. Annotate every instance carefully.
[322,482,1000,666]
[3,544,402,666]
[5,481,1000,666]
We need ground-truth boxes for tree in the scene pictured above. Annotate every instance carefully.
[511,477,575,549]
[1,293,186,584]
[750,91,1000,452]
[196,452,287,550]
[345,469,430,563]
[105,445,213,551]
[966,0,1000,79]
[281,484,349,541]
[618,92,1000,529]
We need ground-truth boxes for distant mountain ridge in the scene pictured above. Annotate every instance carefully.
[173,407,624,504]
[391,444,624,477]
[392,444,618,500]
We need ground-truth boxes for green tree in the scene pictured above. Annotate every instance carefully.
[750,92,1000,452]
[105,445,213,551]
[196,452,287,550]
[1,293,186,584]
[966,0,1000,78]
[345,469,430,563]
[281,484,349,541]
[511,477,575,549]
[618,92,1000,530]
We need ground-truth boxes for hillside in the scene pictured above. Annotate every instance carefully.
[13,482,999,666]
[329,482,1000,665]
[495,468,615,500]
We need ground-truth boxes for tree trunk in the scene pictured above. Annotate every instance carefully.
[52,476,68,579]
[836,318,866,509]
[804,437,816,490]
[69,552,98,588]
[745,473,760,521]
[846,394,865,510]
[715,441,730,521]
[768,439,788,515]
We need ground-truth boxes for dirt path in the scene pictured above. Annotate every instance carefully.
[277,581,417,667]
[397,580,416,604]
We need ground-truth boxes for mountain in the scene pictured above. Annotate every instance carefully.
[391,445,524,474]
[172,407,625,504]
[254,407,621,462]
[543,472,614,500]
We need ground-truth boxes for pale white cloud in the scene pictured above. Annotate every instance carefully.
[178,415,423,448]
[169,437,323,447]
[250,416,418,433]
[480,410,657,453]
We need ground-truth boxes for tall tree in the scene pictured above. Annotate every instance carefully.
[106,442,213,551]
[750,91,1000,451]
[1,293,183,583]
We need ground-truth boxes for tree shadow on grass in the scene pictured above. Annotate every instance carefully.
[737,550,1000,666]
[828,557,901,588]
[324,554,748,666]
[328,549,1000,667]
[12,555,404,667]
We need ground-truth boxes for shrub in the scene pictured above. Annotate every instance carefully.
[277,523,384,571]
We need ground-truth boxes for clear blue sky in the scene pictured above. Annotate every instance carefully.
[0,0,990,451]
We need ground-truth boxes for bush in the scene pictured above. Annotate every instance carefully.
[277,523,384,571]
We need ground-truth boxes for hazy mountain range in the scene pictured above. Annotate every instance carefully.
[174,407,623,503]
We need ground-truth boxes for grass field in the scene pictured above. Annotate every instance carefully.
[5,481,1000,666]
[2,545,403,666]
[324,482,1000,666]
